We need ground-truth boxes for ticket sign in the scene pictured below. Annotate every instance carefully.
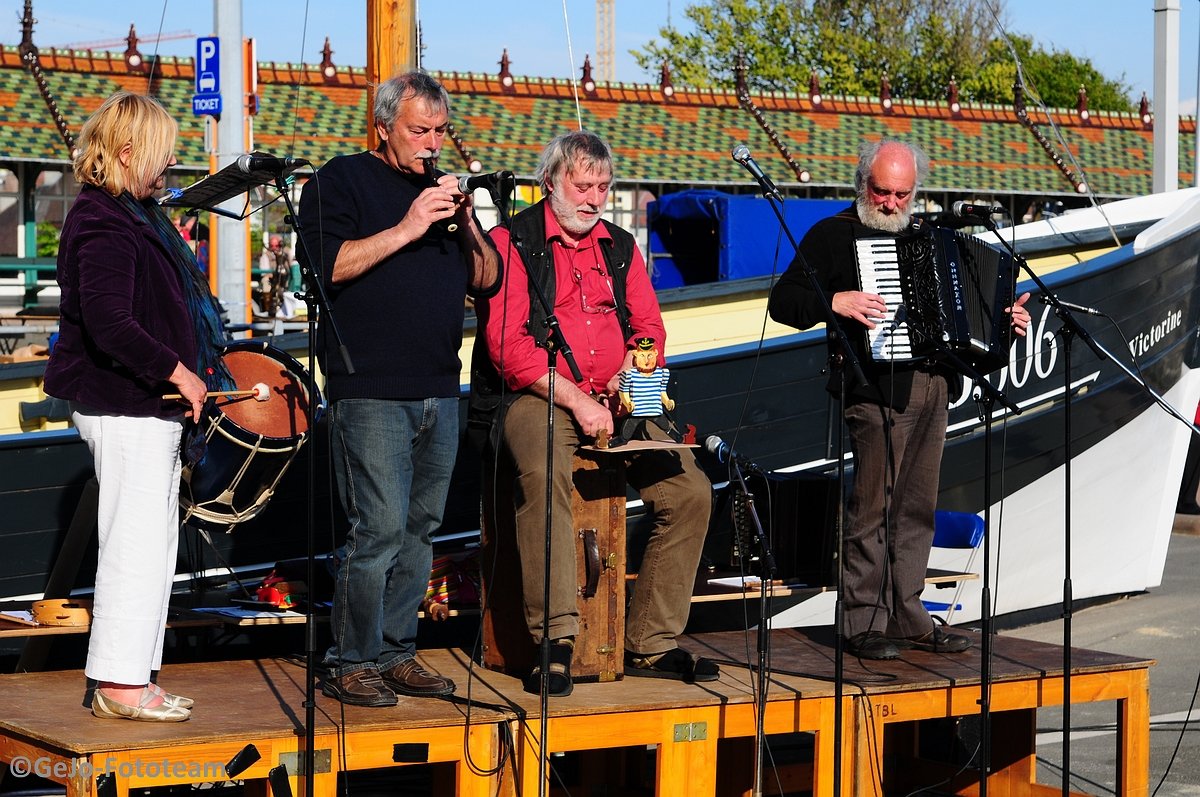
[192,36,222,116]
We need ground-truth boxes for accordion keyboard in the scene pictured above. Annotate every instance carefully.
[854,237,915,361]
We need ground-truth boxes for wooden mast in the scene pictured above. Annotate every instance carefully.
[366,0,417,149]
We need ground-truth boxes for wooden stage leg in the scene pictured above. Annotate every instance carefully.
[853,695,884,797]
[1117,669,1151,797]
[456,722,502,797]
[654,710,718,795]
[0,739,95,797]
[807,694,847,797]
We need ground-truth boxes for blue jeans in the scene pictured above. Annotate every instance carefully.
[324,397,459,677]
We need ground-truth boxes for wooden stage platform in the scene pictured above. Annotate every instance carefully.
[0,628,1151,797]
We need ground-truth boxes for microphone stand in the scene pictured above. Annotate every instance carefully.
[168,162,341,797]
[974,384,997,797]
[729,460,777,797]
[976,216,1106,797]
[931,344,1019,797]
[531,294,582,797]
[746,183,866,797]
[496,198,585,797]
[276,173,353,797]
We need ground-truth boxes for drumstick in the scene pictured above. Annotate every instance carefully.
[165,382,271,402]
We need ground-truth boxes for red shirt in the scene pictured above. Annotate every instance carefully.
[482,204,666,393]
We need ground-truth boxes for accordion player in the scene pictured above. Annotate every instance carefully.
[854,225,1017,375]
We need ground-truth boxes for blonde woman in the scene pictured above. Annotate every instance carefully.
[45,91,231,721]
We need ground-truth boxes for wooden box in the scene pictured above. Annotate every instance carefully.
[480,450,626,682]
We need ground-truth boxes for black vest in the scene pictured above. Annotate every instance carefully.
[466,200,637,444]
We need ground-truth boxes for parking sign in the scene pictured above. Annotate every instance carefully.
[193,37,221,116]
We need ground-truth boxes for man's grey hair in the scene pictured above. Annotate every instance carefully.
[534,130,613,190]
[853,139,930,197]
[373,71,450,130]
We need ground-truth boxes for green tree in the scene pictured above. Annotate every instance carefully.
[965,35,1133,111]
[36,221,59,257]
[633,0,1132,110]
[633,0,998,97]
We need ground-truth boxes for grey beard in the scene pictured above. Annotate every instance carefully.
[856,196,912,233]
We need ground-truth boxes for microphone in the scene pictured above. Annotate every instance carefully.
[236,153,310,175]
[458,170,514,195]
[730,145,781,201]
[1039,294,1103,317]
[704,434,767,474]
[886,302,907,332]
[952,201,1006,218]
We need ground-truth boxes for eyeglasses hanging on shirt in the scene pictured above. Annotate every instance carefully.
[571,262,617,315]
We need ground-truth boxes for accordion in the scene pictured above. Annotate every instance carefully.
[854,227,1016,375]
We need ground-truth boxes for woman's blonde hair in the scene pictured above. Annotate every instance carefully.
[73,91,177,197]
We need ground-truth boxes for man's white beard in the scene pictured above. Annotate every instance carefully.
[856,195,912,234]
[551,189,602,239]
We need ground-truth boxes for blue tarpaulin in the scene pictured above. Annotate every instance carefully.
[646,190,846,288]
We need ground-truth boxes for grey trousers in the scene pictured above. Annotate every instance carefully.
[500,393,711,654]
[842,371,948,639]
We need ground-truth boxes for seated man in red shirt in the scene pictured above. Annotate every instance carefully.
[475,130,717,697]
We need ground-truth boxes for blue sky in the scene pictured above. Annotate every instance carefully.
[4,1,1197,111]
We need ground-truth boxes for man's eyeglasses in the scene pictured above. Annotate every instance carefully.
[867,182,913,201]
[571,265,616,315]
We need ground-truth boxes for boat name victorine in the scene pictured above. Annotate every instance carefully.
[947,304,1186,411]
[1128,308,1183,359]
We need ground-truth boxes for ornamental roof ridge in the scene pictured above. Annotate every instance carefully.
[1,40,1195,131]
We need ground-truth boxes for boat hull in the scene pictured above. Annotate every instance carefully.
[1,216,1196,630]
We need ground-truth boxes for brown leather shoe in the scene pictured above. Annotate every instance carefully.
[379,658,456,698]
[322,669,398,707]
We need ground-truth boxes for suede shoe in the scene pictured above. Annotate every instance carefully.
[846,631,900,660]
[379,658,456,698]
[322,669,398,707]
[892,626,972,654]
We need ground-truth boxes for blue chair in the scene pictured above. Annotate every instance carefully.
[922,510,985,620]
[932,510,985,549]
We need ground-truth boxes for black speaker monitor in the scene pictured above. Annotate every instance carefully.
[709,469,840,587]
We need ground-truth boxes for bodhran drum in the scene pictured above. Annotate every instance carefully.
[180,341,322,531]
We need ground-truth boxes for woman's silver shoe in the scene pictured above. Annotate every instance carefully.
[150,683,195,710]
[92,688,191,722]
[161,692,195,710]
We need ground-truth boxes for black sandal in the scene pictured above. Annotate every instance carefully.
[624,648,720,682]
[523,637,574,697]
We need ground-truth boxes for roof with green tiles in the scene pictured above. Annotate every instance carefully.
[1,44,1194,198]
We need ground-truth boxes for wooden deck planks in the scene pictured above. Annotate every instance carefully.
[0,630,1153,797]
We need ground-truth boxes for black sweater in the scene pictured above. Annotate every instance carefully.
[299,151,478,401]
[768,205,946,411]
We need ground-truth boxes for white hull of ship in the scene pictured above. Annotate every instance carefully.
[770,368,1200,629]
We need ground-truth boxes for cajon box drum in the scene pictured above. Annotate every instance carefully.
[480,451,626,682]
